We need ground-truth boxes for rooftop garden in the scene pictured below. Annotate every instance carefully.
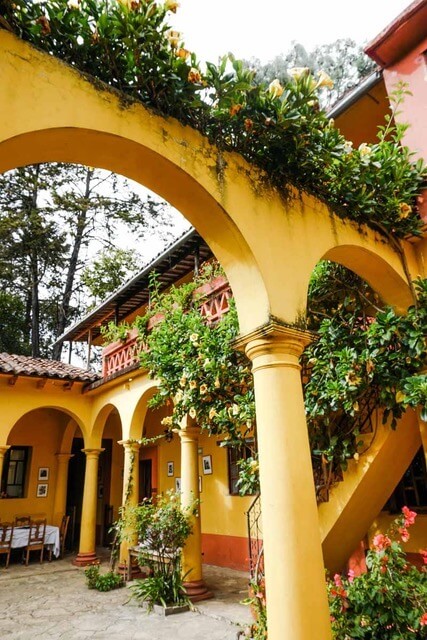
[1,0,426,239]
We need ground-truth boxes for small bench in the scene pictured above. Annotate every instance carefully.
[126,544,179,581]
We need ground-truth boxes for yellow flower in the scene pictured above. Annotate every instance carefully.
[214,378,220,388]
[161,416,173,426]
[173,390,183,403]
[188,67,202,83]
[268,79,284,99]
[229,103,243,116]
[179,376,187,387]
[189,407,197,419]
[395,390,406,403]
[352,401,360,412]
[345,371,361,386]
[200,384,208,395]
[209,408,217,420]
[399,202,412,219]
[316,70,334,89]
[176,47,190,60]
[287,67,309,81]
[189,380,197,389]
[353,452,360,462]
[343,141,353,154]
[189,333,199,343]
[167,29,181,49]
[165,0,179,12]
[67,0,80,8]
[358,142,372,157]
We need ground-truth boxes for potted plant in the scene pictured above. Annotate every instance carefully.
[120,491,196,615]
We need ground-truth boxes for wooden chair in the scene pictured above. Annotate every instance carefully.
[48,514,70,561]
[23,519,46,566]
[14,515,31,527]
[0,522,14,569]
[59,514,70,558]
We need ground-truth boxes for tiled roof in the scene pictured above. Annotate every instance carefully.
[0,353,101,383]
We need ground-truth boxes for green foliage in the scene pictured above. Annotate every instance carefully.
[82,248,140,306]
[84,564,124,591]
[2,0,426,238]
[0,292,31,355]
[100,320,132,344]
[328,509,427,639]
[100,266,427,498]
[303,276,427,496]
[241,578,267,639]
[119,491,194,608]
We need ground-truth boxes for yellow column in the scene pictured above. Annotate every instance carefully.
[179,421,212,601]
[73,448,104,567]
[52,453,73,527]
[0,445,10,489]
[239,323,332,640]
[118,440,140,568]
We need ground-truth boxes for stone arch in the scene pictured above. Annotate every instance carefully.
[322,244,414,312]
[58,418,83,454]
[5,405,88,443]
[90,403,123,447]
[0,31,419,332]
[128,383,159,441]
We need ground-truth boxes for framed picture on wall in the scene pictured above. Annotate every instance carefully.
[202,455,212,475]
[38,467,49,481]
[175,477,181,492]
[167,461,174,477]
[36,483,48,498]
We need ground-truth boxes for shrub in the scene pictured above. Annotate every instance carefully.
[84,564,124,592]
[328,508,427,639]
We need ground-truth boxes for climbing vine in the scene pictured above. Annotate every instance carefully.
[1,0,426,237]
[124,266,427,498]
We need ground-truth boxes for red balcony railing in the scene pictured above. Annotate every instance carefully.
[101,276,232,379]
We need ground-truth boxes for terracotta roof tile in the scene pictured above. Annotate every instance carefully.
[0,353,100,383]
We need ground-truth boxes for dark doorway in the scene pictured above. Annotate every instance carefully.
[139,459,152,501]
[66,438,85,550]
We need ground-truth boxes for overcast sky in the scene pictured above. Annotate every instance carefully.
[171,0,412,63]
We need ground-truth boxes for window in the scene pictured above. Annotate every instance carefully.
[227,441,255,496]
[1,446,31,498]
[385,447,427,513]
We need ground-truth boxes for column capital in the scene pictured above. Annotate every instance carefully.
[81,448,105,459]
[234,321,313,372]
[118,439,141,453]
[56,452,74,463]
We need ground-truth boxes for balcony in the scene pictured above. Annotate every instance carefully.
[101,276,232,379]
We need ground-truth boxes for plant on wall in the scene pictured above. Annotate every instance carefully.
[1,0,426,239]
[131,266,427,499]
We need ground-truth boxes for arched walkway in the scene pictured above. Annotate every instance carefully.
[1,28,424,640]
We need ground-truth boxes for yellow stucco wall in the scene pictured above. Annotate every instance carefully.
[0,408,77,522]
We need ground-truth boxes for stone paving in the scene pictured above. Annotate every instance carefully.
[0,551,252,640]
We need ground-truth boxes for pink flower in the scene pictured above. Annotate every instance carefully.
[333,573,343,587]
[420,613,427,626]
[399,527,410,543]
[373,534,392,551]
[420,549,427,565]
[347,569,355,583]
[402,506,417,527]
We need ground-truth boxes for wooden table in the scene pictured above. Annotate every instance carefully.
[11,525,61,558]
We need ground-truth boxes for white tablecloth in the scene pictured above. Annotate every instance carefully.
[10,525,60,558]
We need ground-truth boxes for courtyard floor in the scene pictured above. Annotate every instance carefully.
[0,550,252,639]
